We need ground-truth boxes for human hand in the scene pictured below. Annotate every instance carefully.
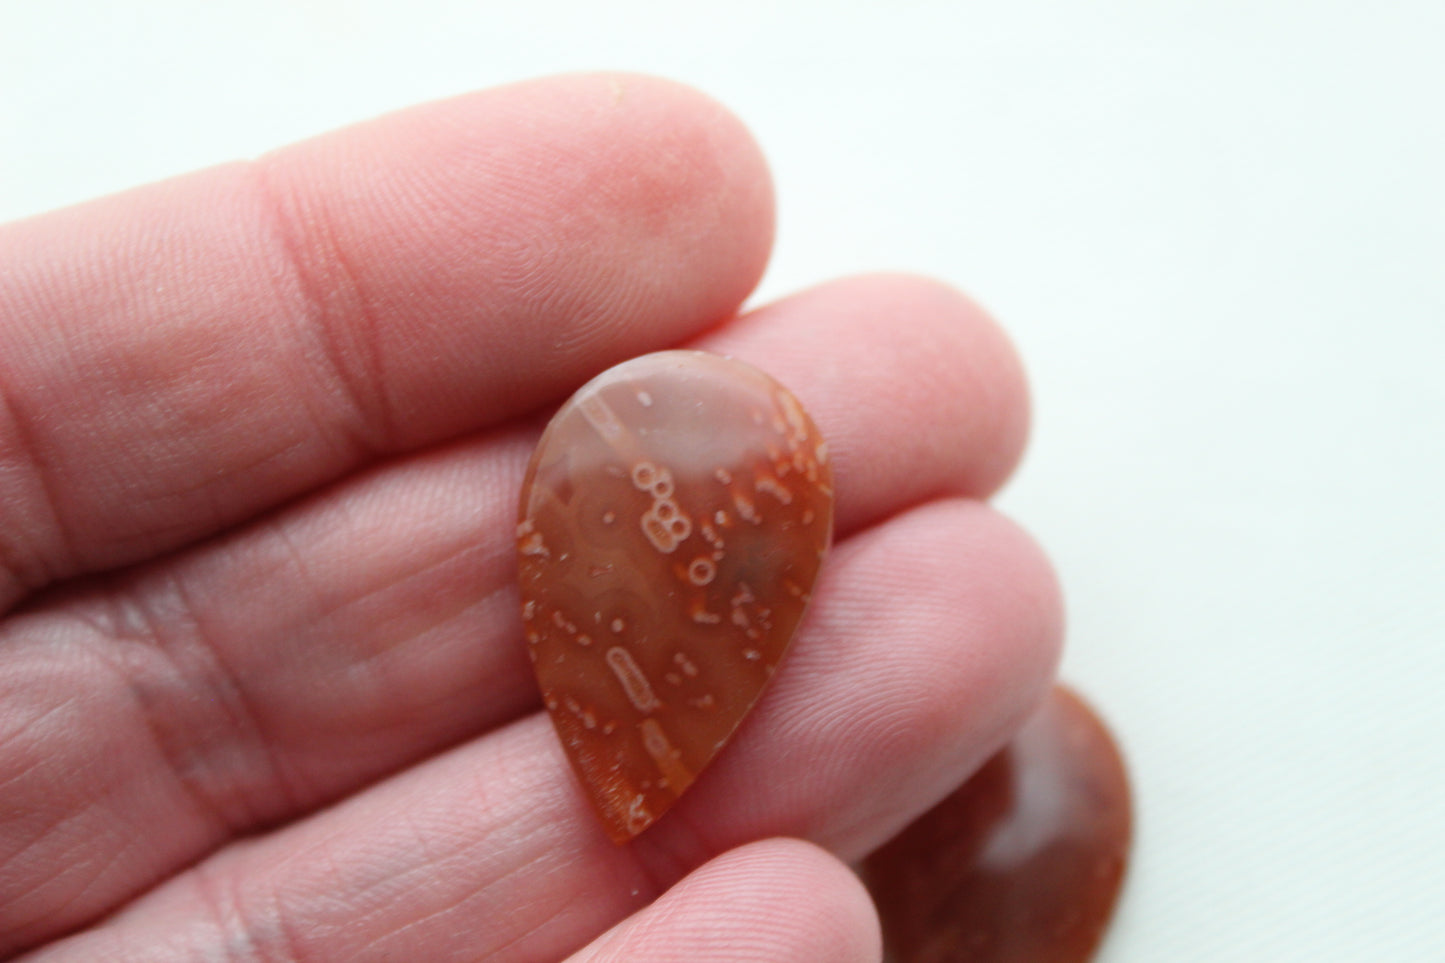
[0,73,1060,962]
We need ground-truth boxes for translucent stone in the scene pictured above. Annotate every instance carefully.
[518,351,834,841]
[864,686,1133,962]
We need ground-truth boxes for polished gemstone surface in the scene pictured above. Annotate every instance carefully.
[864,686,1132,963]
[518,351,834,841]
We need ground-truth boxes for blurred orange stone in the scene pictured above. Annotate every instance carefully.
[517,351,834,841]
[863,686,1132,963]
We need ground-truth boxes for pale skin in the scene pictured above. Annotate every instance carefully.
[0,73,1062,962]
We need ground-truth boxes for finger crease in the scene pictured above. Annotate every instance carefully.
[98,572,303,835]
[0,377,77,605]
[247,160,395,460]
[189,862,308,963]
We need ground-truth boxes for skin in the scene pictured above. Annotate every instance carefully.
[0,73,1062,962]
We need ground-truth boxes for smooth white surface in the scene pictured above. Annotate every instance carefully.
[5,2,1444,958]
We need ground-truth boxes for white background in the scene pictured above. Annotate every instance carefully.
[4,2,1444,959]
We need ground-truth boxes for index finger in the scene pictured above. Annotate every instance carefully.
[0,73,773,611]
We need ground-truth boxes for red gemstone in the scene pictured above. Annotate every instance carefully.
[518,351,834,841]
[864,686,1133,962]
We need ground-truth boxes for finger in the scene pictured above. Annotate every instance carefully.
[0,71,773,610]
[0,273,1026,953]
[565,839,880,963]
[24,498,1059,963]
[696,272,1029,509]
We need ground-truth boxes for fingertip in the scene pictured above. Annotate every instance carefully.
[248,71,779,453]
[749,837,884,963]
[570,838,881,963]
[458,71,779,336]
[262,70,776,385]
[681,498,1064,860]
[861,501,1065,766]
[953,503,1066,725]
[860,272,1032,497]
[909,274,1033,497]
[572,72,778,314]
[700,272,1033,522]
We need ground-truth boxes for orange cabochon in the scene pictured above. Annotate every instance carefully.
[517,351,834,841]
[864,686,1132,963]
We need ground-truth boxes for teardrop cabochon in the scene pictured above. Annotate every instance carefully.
[517,351,835,841]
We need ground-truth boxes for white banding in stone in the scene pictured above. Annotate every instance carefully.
[580,395,625,441]
[606,646,661,712]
